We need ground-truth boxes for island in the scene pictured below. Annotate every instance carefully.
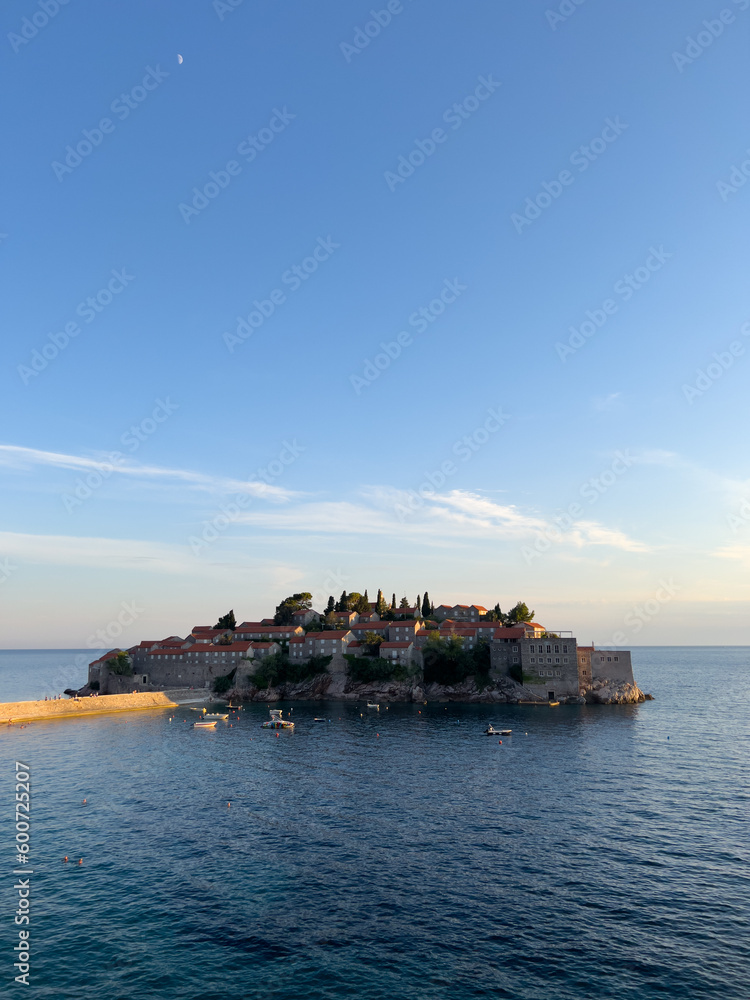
[84,591,649,706]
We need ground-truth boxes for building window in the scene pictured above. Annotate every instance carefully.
[614,656,619,661]
[555,671,561,677]
[513,656,519,663]
[546,645,551,654]
[554,645,559,653]
[563,657,568,663]
[563,645,568,654]
[530,657,535,663]
[547,658,552,663]
[555,657,560,663]
[512,645,518,652]
[529,644,535,653]
[607,656,611,661]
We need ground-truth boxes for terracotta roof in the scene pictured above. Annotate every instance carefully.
[307,630,350,640]
[380,641,412,648]
[89,649,123,666]
[348,641,363,648]
[493,627,526,638]
[250,642,278,649]
[236,625,302,634]
[288,636,305,644]
[156,642,252,655]
[351,621,389,630]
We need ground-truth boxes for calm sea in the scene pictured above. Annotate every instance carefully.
[0,647,748,999]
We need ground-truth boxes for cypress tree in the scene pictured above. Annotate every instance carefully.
[421,592,431,617]
[391,593,397,610]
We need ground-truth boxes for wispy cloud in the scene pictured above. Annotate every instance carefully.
[232,487,649,552]
[0,444,298,502]
[592,392,622,412]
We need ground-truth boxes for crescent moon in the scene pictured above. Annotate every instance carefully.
[177,54,183,64]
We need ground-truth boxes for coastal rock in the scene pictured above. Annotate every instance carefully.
[585,681,647,705]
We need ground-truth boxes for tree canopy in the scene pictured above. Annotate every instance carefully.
[214,610,236,630]
[506,601,534,624]
[273,593,312,625]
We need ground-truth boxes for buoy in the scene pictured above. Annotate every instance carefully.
[78,859,83,865]
[376,733,379,737]
[498,740,502,744]
[63,856,68,863]
[228,802,231,808]
[82,799,86,804]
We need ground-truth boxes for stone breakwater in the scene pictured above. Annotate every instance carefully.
[231,674,649,705]
[0,691,181,725]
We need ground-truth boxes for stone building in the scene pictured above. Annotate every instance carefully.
[490,631,579,700]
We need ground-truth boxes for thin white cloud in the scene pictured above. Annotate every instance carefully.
[592,392,622,412]
[0,444,297,502]
[232,487,650,553]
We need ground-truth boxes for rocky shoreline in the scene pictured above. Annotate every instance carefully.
[229,673,651,706]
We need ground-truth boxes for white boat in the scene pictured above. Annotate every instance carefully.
[313,717,328,722]
[262,709,294,730]
[203,713,229,721]
[367,703,380,709]
[484,726,511,736]
[194,720,217,728]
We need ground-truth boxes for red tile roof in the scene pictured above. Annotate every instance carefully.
[155,642,252,655]
[380,641,412,648]
[307,630,350,640]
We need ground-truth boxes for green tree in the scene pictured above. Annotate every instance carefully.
[345,592,362,612]
[335,591,347,612]
[391,593,397,610]
[421,592,431,617]
[399,595,410,609]
[106,651,132,676]
[376,589,389,616]
[485,603,508,624]
[274,592,312,625]
[355,592,370,614]
[325,595,335,615]
[506,601,534,624]
[214,610,236,630]
[362,631,384,655]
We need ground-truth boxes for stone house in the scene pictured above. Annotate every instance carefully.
[331,610,359,627]
[249,641,281,658]
[349,621,391,641]
[378,641,414,667]
[577,646,634,689]
[491,633,579,700]
[234,624,304,641]
[291,608,319,626]
[388,620,420,642]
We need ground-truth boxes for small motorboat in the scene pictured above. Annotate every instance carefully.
[203,713,229,720]
[367,703,380,709]
[549,701,560,707]
[262,709,294,730]
[313,717,328,722]
[194,720,217,728]
[483,726,512,736]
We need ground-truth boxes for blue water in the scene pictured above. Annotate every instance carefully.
[1,647,748,999]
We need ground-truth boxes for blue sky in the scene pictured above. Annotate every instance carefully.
[2,0,749,648]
